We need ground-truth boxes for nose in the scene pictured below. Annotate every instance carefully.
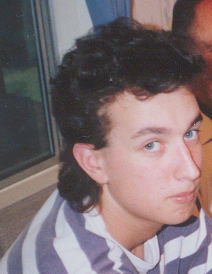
[174,142,202,181]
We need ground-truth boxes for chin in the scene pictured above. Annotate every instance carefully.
[165,204,196,226]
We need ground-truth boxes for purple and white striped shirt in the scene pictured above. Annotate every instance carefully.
[1,190,212,274]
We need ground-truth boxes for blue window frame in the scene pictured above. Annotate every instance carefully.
[0,0,58,187]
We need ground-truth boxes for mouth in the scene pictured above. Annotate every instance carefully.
[170,188,197,204]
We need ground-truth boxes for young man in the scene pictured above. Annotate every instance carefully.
[1,18,212,273]
[172,0,212,220]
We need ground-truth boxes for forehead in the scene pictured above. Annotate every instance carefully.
[105,88,199,136]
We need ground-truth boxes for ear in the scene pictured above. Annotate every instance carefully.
[73,143,108,185]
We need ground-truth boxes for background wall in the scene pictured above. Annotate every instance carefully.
[50,0,93,61]
[133,0,176,30]
[50,0,177,62]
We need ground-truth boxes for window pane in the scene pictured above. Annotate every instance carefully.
[0,0,55,182]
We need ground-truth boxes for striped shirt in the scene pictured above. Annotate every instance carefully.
[0,190,212,274]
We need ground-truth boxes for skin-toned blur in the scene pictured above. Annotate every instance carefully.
[188,0,212,107]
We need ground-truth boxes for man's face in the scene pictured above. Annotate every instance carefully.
[188,0,212,106]
[190,0,212,64]
[99,88,203,228]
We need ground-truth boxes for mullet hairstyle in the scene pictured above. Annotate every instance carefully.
[51,17,205,212]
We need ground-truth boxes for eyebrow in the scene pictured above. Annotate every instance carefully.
[131,112,203,139]
[191,113,203,127]
[131,127,170,139]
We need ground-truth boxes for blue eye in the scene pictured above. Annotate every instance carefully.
[144,141,160,151]
[184,130,198,140]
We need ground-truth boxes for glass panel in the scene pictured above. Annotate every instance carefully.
[0,0,54,182]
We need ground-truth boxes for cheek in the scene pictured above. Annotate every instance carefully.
[147,167,173,192]
[104,146,174,192]
[133,159,173,191]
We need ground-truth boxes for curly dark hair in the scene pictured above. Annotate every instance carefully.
[51,17,205,212]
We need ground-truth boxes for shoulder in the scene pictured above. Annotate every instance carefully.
[158,209,212,247]
[0,190,69,273]
[157,209,212,273]
[0,192,135,273]
[0,190,100,273]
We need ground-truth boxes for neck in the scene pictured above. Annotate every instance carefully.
[96,193,162,259]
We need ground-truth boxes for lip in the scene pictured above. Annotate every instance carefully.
[170,189,197,204]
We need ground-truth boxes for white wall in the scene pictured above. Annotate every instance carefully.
[49,0,93,61]
[133,0,176,30]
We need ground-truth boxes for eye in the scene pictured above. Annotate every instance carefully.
[144,141,160,151]
[184,130,199,140]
